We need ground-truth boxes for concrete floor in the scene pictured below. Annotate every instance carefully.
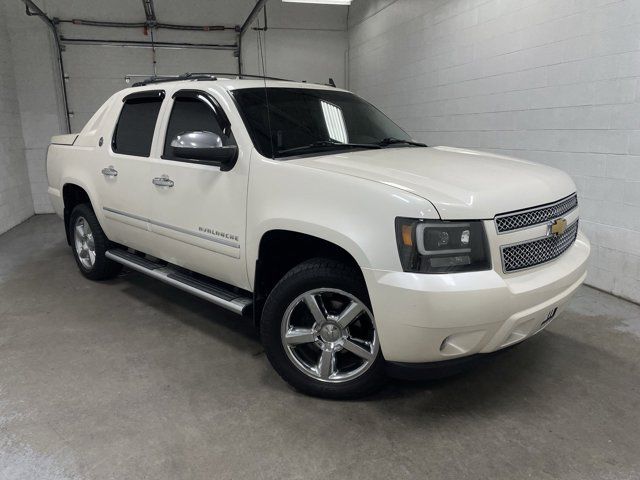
[1,215,639,480]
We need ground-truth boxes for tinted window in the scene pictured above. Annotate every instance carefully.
[232,88,411,158]
[112,95,163,157]
[163,96,234,160]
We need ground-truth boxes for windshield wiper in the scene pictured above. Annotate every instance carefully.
[378,137,427,147]
[276,140,383,156]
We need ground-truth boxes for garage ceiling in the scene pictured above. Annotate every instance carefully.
[41,0,347,31]
[43,0,259,26]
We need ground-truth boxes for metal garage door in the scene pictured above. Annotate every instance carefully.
[63,44,238,132]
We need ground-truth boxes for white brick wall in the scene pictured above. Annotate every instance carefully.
[349,0,640,303]
[3,0,65,214]
[0,1,34,235]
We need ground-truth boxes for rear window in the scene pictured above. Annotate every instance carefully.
[112,93,164,157]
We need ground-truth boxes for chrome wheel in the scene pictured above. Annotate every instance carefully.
[73,216,95,270]
[281,288,379,383]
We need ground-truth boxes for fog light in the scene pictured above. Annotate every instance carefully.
[439,330,486,356]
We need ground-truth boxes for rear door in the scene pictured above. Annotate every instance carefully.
[95,90,164,251]
[147,88,250,289]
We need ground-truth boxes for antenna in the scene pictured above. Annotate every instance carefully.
[256,13,275,159]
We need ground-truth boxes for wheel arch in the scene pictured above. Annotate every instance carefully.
[62,182,93,245]
[252,228,368,325]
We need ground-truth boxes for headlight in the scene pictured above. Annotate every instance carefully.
[395,218,491,273]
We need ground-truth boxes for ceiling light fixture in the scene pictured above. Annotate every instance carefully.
[282,0,352,5]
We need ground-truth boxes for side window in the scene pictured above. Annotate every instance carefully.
[163,95,235,161]
[112,93,164,157]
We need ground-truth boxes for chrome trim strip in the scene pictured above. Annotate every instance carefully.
[105,250,251,314]
[103,206,240,249]
[50,134,78,146]
[494,193,578,234]
[103,206,148,223]
[495,205,578,235]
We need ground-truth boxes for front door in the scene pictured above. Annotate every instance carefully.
[147,89,250,289]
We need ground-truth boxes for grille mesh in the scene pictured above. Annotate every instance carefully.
[495,194,578,233]
[501,221,578,272]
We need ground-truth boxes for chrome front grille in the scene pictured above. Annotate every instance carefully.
[501,221,579,272]
[495,193,578,233]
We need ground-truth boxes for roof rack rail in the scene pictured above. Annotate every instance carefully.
[191,72,295,82]
[131,73,216,87]
[131,72,295,87]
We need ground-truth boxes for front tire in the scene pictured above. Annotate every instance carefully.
[69,204,122,281]
[261,258,387,399]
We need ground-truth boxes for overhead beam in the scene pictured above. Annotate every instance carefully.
[240,0,269,36]
[142,0,157,26]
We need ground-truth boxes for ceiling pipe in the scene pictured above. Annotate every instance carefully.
[59,37,238,51]
[60,19,146,28]
[21,0,71,133]
[157,23,237,31]
[56,19,238,32]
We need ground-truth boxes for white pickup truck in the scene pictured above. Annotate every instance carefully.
[47,74,590,398]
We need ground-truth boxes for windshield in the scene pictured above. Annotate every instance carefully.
[231,88,414,158]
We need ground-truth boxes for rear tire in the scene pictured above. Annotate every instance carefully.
[261,258,387,399]
[69,203,122,281]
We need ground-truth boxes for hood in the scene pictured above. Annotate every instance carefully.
[289,146,576,219]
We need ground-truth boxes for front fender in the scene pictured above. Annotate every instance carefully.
[245,155,440,288]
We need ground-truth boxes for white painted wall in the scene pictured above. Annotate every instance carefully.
[241,28,347,87]
[241,1,348,87]
[348,0,640,303]
[0,1,34,234]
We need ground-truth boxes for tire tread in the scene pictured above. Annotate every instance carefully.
[69,204,122,281]
[261,258,386,399]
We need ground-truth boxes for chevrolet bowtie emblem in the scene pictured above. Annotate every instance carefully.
[549,218,567,236]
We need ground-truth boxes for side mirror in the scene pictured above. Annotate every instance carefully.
[170,131,238,170]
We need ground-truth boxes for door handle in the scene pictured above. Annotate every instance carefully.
[101,166,118,177]
[152,175,174,187]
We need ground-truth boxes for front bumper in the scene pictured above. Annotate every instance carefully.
[362,231,590,363]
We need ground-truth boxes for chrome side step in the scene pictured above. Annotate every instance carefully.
[106,249,252,315]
